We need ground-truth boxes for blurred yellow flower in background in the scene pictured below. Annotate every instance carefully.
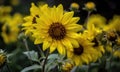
[1,13,23,44]
[106,15,120,33]
[87,14,106,30]
[31,4,82,55]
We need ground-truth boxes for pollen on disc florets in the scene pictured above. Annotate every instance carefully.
[48,22,66,40]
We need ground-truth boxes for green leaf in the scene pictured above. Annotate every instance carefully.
[48,54,59,59]
[23,50,39,62]
[21,64,41,72]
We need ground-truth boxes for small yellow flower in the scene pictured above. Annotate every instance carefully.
[0,49,6,67]
[70,2,79,10]
[84,2,96,10]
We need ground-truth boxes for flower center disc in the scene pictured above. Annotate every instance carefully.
[73,45,84,55]
[48,23,66,40]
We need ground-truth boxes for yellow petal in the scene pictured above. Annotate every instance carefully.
[42,39,51,51]
[34,38,43,44]
[66,32,79,39]
[65,24,82,32]
[56,4,63,21]
[69,17,80,24]
[61,12,74,25]
[61,38,73,51]
[57,41,66,55]
[67,37,79,48]
[50,41,57,53]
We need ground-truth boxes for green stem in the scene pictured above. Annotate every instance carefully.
[84,11,92,27]
[36,45,45,57]
[42,49,49,72]
[23,38,32,64]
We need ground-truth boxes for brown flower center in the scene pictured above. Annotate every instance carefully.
[48,23,66,40]
[107,31,117,41]
[73,45,84,55]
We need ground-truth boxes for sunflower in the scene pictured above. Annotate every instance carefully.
[32,4,82,54]
[22,3,48,35]
[67,35,97,66]
[83,24,105,60]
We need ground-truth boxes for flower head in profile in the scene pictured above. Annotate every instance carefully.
[67,35,98,66]
[22,3,48,35]
[0,49,7,67]
[83,2,96,11]
[70,2,80,12]
[32,4,82,54]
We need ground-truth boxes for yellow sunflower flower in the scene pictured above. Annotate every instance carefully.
[87,14,106,30]
[1,13,23,44]
[32,4,82,54]
[0,49,6,67]
[67,35,97,66]
[83,24,105,60]
[22,3,49,35]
